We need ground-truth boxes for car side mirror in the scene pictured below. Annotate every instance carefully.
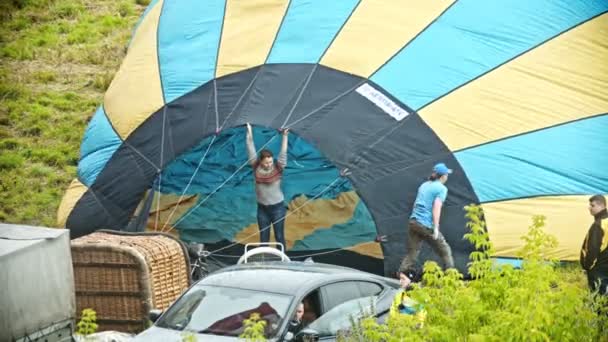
[295,328,319,342]
[148,308,162,323]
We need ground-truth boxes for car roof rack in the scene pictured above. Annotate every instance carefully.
[237,242,290,264]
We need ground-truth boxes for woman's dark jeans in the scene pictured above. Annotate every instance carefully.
[257,202,287,248]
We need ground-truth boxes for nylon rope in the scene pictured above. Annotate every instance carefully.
[123,140,160,171]
[283,79,367,129]
[88,188,120,226]
[206,175,344,256]
[160,134,217,232]
[160,68,261,231]
[211,240,379,260]
[218,67,262,131]
[213,79,220,133]
[288,243,378,259]
[154,106,168,231]
[157,72,396,256]
[169,134,279,229]
[281,64,318,128]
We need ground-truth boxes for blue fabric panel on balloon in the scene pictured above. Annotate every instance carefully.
[455,115,608,203]
[78,106,123,187]
[160,126,364,245]
[371,0,608,110]
[157,0,225,103]
[266,0,359,64]
[177,187,258,243]
[290,201,376,251]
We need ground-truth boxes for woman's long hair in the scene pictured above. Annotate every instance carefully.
[259,149,273,160]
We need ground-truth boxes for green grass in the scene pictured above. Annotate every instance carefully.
[0,0,146,227]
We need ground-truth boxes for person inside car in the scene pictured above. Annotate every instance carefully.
[287,302,305,334]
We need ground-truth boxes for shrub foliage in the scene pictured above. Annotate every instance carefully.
[351,205,608,342]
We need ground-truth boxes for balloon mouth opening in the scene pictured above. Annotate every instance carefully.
[142,125,379,258]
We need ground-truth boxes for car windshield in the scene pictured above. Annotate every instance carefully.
[155,285,292,338]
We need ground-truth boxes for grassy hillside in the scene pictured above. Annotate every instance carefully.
[0,0,147,227]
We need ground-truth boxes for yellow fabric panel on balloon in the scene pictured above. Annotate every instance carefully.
[57,179,88,228]
[482,195,602,261]
[216,0,289,78]
[321,0,454,78]
[420,13,608,151]
[104,0,165,140]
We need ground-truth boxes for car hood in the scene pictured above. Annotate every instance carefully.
[133,326,279,342]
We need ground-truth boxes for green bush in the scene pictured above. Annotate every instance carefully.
[239,312,267,342]
[180,331,197,342]
[76,308,98,336]
[352,205,608,342]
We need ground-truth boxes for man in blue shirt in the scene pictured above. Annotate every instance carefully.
[400,163,455,272]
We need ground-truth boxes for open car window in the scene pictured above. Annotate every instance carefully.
[307,296,376,337]
[320,281,383,311]
[156,285,292,338]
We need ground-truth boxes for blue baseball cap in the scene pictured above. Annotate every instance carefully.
[433,163,453,176]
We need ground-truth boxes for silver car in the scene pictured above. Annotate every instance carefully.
[134,261,400,341]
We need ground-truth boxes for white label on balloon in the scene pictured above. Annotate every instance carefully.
[356,83,409,121]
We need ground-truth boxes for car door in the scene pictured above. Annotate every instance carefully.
[308,280,384,340]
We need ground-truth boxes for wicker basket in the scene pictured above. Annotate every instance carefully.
[71,230,191,333]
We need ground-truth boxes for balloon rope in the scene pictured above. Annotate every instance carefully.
[160,134,218,232]
[283,80,367,129]
[206,175,345,256]
[281,64,318,128]
[160,68,263,231]
[154,106,168,231]
[123,140,160,170]
[211,241,380,260]
[218,68,262,131]
[288,244,379,259]
[168,134,279,229]
[213,79,219,133]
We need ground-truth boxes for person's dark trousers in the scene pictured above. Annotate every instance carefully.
[400,219,455,271]
[257,202,287,248]
[588,272,608,295]
[587,273,608,337]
